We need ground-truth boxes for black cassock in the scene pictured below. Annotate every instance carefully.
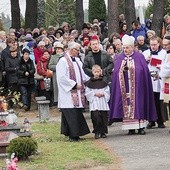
[60,108,90,138]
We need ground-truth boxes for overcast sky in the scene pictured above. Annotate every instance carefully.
[0,0,149,18]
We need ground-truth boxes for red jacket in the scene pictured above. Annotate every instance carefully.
[37,55,49,90]
[34,47,44,64]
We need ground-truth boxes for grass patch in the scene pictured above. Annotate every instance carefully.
[0,121,115,170]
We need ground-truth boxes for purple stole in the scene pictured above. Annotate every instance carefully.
[65,55,85,107]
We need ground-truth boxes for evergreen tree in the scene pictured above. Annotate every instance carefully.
[119,0,125,14]
[89,0,106,23]
[145,0,154,19]
[37,0,46,28]
[45,0,75,28]
[145,0,170,19]
[0,16,3,30]
[1,13,11,31]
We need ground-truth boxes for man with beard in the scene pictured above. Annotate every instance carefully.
[83,36,113,84]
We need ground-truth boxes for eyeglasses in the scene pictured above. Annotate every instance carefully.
[150,43,159,46]
[163,43,170,46]
[73,48,80,52]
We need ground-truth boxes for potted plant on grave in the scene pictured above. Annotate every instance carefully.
[0,86,23,111]
[0,87,23,127]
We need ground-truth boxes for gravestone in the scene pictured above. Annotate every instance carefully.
[37,100,50,121]
[35,96,50,121]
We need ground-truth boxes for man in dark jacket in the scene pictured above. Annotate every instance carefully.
[83,36,114,84]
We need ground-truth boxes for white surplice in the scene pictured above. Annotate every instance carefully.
[143,49,167,92]
[159,57,170,101]
[85,86,110,111]
[56,53,87,108]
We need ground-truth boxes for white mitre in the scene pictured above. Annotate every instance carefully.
[122,34,135,46]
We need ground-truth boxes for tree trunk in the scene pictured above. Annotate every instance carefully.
[75,0,84,34]
[151,0,166,37]
[25,0,38,29]
[37,0,46,28]
[10,0,20,30]
[108,0,119,36]
[125,0,136,31]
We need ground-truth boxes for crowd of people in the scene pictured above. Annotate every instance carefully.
[1,13,170,141]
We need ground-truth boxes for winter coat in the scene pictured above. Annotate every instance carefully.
[17,57,35,85]
[48,53,63,102]
[132,26,147,42]
[5,54,20,84]
[83,50,114,83]
[37,55,49,90]
[34,47,45,64]
[1,46,10,71]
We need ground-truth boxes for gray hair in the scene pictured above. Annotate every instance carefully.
[0,31,6,36]
[137,35,145,41]
[67,42,80,50]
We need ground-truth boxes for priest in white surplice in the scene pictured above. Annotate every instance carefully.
[56,42,90,142]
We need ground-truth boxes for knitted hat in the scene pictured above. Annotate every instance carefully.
[53,42,64,49]
[22,48,30,55]
[27,41,35,48]
[25,34,34,41]
[38,41,45,46]
[91,35,99,41]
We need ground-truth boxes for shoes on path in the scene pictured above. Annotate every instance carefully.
[128,129,136,135]
[158,124,166,128]
[95,133,100,139]
[138,128,146,135]
[146,122,156,129]
[101,133,107,138]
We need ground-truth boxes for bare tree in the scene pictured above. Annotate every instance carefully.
[10,0,20,30]
[108,0,119,36]
[151,0,166,37]
[25,0,38,29]
[125,0,136,30]
[75,0,84,34]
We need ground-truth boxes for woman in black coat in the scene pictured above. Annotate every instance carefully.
[5,46,20,109]
[17,48,35,111]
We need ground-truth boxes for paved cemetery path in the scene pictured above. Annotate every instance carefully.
[102,121,170,170]
[18,107,170,170]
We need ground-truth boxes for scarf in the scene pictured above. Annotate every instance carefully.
[65,55,85,107]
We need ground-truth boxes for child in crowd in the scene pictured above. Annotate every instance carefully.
[85,65,110,139]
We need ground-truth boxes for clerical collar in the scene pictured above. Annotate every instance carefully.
[167,50,170,54]
[150,47,161,55]
[71,57,76,62]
